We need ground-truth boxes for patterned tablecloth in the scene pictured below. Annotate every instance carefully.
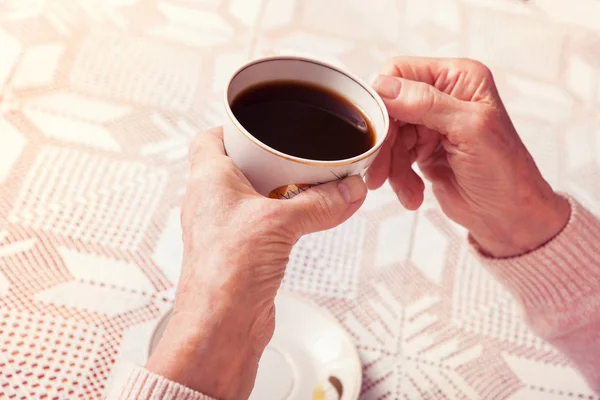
[1,0,600,399]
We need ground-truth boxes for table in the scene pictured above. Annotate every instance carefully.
[1,0,599,398]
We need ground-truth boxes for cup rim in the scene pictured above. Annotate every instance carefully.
[224,55,389,167]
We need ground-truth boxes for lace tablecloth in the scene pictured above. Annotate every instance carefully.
[1,0,599,399]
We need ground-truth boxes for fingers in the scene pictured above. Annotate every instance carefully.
[379,56,493,87]
[373,75,471,136]
[402,123,418,151]
[187,126,255,188]
[414,124,441,163]
[282,175,367,235]
[417,145,452,183]
[379,56,439,85]
[365,139,391,190]
[366,121,428,210]
[365,122,398,190]
[188,127,226,167]
[388,125,425,210]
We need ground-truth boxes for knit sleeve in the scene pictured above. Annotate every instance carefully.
[109,363,217,400]
[472,196,600,393]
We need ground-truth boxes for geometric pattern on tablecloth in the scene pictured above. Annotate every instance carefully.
[0,309,105,399]
[451,249,550,351]
[1,0,600,398]
[284,214,367,299]
[9,147,167,251]
[70,30,203,112]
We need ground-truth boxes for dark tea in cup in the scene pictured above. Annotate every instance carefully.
[231,81,376,161]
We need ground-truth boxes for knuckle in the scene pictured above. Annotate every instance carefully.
[188,162,211,181]
[188,129,224,163]
[191,155,227,176]
[458,58,493,78]
[187,160,227,192]
[207,126,224,137]
[405,81,436,119]
[421,84,437,114]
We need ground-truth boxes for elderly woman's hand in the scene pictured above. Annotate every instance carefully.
[145,127,366,399]
[369,57,570,257]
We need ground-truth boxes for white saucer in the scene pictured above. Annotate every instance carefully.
[148,292,362,400]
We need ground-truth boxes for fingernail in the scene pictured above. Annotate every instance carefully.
[338,176,367,204]
[397,188,413,208]
[373,75,401,99]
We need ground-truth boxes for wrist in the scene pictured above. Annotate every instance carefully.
[146,247,279,399]
[145,304,267,399]
[470,190,571,258]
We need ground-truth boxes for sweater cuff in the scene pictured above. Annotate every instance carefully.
[115,363,216,400]
[472,196,600,312]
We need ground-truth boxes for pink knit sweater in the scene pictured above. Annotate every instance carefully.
[111,197,600,399]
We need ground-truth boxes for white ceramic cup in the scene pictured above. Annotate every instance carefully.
[223,56,389,199]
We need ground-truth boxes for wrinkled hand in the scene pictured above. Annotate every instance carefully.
[146,127,366,399]
[369,57,570,257]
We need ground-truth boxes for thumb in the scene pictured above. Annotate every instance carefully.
[373,75,471,135]
[282,175,367,235]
